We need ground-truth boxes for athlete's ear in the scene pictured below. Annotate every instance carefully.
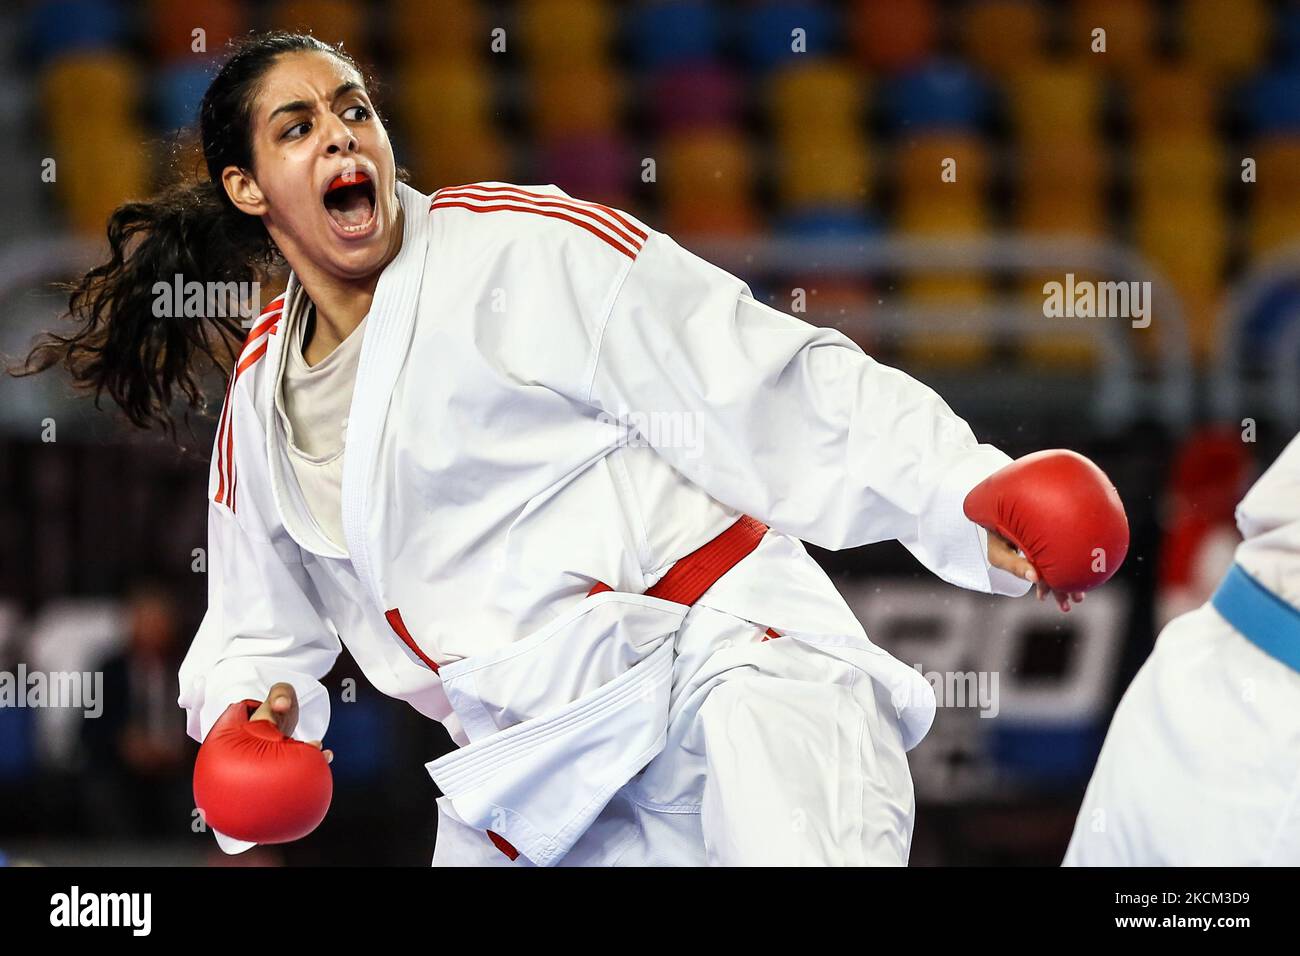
[222,166,267,217]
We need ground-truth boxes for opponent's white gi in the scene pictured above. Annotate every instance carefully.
[1065,432,1300,866]
[178,180,1030,865]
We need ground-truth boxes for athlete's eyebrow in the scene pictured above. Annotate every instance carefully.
[268,82,365,122]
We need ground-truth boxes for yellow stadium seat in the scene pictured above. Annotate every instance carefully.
[1017,174,1107,370]
[767,59,868,144]
[1068,0,1157,71]
[1184,0,1267,78]
[517,0,612,69]
[1134,201,1227,362]
[268,0,369,63]
[897,197,993,365]
[56,131,152,236]
[1007,61,1103,145]
[1135,198,1227,274]
[1133,139,1223,200]
[530,65,623,141]
[1126,62,1215,139]
[963,0,1048,78]
[40,52,140,149]
[660,128,759,236]
[1247,205,1300,257]
[390,0,485,62]
[396,59,496,141]
[774,133,871,210]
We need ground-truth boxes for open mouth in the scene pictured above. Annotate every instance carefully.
[322,170,377,234]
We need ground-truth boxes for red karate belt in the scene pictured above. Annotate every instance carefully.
[488,514,778,861]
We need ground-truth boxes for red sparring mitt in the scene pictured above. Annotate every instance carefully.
[193,698,333,844]
[963,449,1130,593]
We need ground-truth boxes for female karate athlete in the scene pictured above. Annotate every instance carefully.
[15,33,1120,866]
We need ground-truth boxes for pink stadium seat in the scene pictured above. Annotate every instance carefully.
[648,62,744,133]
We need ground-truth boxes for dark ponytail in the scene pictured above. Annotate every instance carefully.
[7,31,370,446]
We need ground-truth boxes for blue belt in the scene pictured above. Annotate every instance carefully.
[1210,563,1300,674]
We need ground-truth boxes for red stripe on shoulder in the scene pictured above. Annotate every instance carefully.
[430,183,647,260]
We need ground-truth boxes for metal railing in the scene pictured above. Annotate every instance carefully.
[1210,242,1300,429]
[690,234,1195,430]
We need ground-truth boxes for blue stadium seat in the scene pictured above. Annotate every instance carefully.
[739,2,838,69]
[1281,7,1300,67]
[1244,70,1300,133]
[776,206,881,238]
[625,1,723,70]
[887,59,989,131]
[155,60,219,133]
[28,0,126,64]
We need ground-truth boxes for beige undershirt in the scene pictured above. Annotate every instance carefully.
[275,301,368,552]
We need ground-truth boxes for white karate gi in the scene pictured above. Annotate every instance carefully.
[1065,432,1300,866]
[178,180,1030,865]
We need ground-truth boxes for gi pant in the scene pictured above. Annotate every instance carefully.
[431,603,915,866]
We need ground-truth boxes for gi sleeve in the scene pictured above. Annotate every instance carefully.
[178,494,342,852]
[586,228,1031,597]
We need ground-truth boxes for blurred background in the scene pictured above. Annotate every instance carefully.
[0,0,1296,865]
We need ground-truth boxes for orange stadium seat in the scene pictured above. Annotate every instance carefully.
[40,52,141,151]
[660,127,760,236]
[268,0,369,62]
[773,131,872,212]
[1183,0,1268,78]
[1067,0,1156,72]
[1019,140,1107,201]
[1249,136,1300,200]
[1007,61,1104,145]
[963,0,1048,78]
[149,0,246,63]
[406,130,512,191]
[895,133,989,203]
[766,58,868,145]
[1126,62,1215,140]
[848,0,936,74]
[390,0,486,62]
[530,64,623,141]
[517,0,613,70]
[783,280,880,352]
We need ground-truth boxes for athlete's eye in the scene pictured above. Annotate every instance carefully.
[283,120,310,140]
[344,105,372,122]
